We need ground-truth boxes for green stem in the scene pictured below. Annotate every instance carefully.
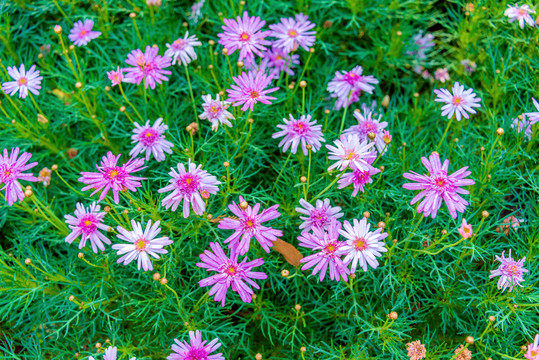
[273,152,293,189]
[435,118,454,151]
[119,83,144,122]
[184,64,199,125]
[311,172,344,201]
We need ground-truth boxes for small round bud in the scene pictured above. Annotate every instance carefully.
[160,278,168,285]
[129,12,136,18]
[299,80,307,88]
[252,294,257,300]
[255,354,262,360]
[38,53,44,59]
[513,304,518,309]
[54,25,62,34]
[393,239,397,243]
[208,39,215,46]
[105,86,111,92]
[11,119,15,125]
[240,201,248,210]
[522,346,528,352]
[24,189,33,197]
[75,82,82,89]
[106,339,110,344]
[223,161,230,167]
[488,315,495,322]
[300,176,307,183]
[240,0,245,5]
[183,321,189,327]
[152,272,161,281]
[219,90,225,96]
[69,295,75,302]
[78,252,84,259]
[237,61,244,67]
[281,269,289,277]
[368,132,376,140]
[379,166,385,171]
[482,211,489,218]
[186,125,193,132]
[306,144,312,150]
[119,106,126,112]
[295,304,301,311]
[122,209,128,215]
[349,273,356,279]
[377,221,386,229]
[95,343,101,349]
[288,84,294,90]
[389,311,398,320]
[324,109,330,114]
[487,174,491,180]
[104,206,111,212]
[363,211,370,218]
[496,128,504,136]
[300,347,306,353]
[309,48,314,53]
[51,164,58,171]
[496,69,500,74]
[182,21,188,27]
[402,142,407,147]
[25,258,31,265]
[222,48,229,55]
[480,146,485,152]
[208,64,213,70]
[396,30,402,36]
[518,114,523,120]
[466,336,474,344]
[441,229,447,235]
[69,44,75,50]
[248,118,254,124]
[381,94,390,108]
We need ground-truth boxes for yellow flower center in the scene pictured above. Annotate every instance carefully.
[246,220,254,227]
[288,29,298,37]
[210,106,219,113]
[145,132,153,137]
[240,32,250,41]
[135,239,147,251]
[18,77,27,85]
[354,237,367,250]
[453,97,462,104]
[109,170,118,178]
[4,169,11,176]
[226,266,237,275]
[327,244,335,252]
[84,220,93,226]
[80,29,88,36]
[249,90,260,99]
[276,55,282,60]
[346,152,355,160]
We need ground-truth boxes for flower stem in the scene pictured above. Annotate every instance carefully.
[311,172,344,202]
[273,152,293,189]
[184,64,199,125]
[28,93,44,115]
[119,83,144,122]
[435,117,454,151]
[306,148,312,198]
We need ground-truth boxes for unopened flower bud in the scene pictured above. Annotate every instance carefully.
[482,211,489,218]
[222,48,229,55]
[300,347,306,352]
[281,269,289,277]
[441,229,447,235]
[324,109,330,115]
[201,190,210,199]
[51,164,58,171]
[223,161,229,167]
[381,94,390,108]
[54,25,62,34]
[95,343,101,349]
[160,278,168,285]
[377,222,385,228]
[69,295,75,301]
[363,211,370,218]
[78,252,84,259]
[396,30,402,36]
[300,176,307,183]
[368,132,376,140]
[153,272,160,280]
[122,209,128,215]
[299,80,307,88]
[237,61,244,68]
[389,311,398,320]
[75,82,82,89]
[129,12,136,18]
[25,258,32,265]
[255,354,262,360]
[207,214,213,220]
[496,128,504,136]
[24,189,33,197]
[466,336,474,344]
[488,315,495,322]
[240,201,248,210]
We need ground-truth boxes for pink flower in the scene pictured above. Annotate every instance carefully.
[226,69,279,112]
[434,82,481,121]
[406,341,427,360]
[112,219,173,272]
[295,198,343,232]
[107,66,124,86]
[78,152,147,204]
[0,147,39,206]
[199,94,235,131]
[298,220,349,282]
[188,0,205,23]
[511,116,533,141]
[218,196,283,255]
[2,64,43,99]
[434,68,450,83]
[326,134,377,172]
[217,11,272,62]
[403,152,475,219]
[327,66,378,109]
[406,31,435,60]
[123,46,172,89]
[197,241,267,306]
[458,219,473,239]
[158,160,220,218]
[489,249,527,292]
[337,165,381,196]
[260,45,300,79]
[525,334,539,360]
[524,98,539,125]
[505,4,536,29]
[167,330,224,360]
[90,346,135,360]
[129,118,174,162]
[165,31,202,66]
[64,202,111,253]
[343,109,389,154]
[68,19,101,46]
[272,114,325,155]
[269,14,316,53]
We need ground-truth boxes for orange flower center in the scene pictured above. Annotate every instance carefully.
[80,29,88,36]
[518,9,527,16]
[453,96,462,104]
[240,32,250,41]
[135,239,147,251]
[18,77,27,85]
[226,266,237,275]
[109,170,118,178]
[288,29,298,37]
[4,170,11,176]
[210,105,219,113]
[249,90,260,99]
[84,220,93,226]
[276,55,282,60]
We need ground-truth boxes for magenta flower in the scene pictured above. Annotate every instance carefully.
[406,31,435,60]
[217,11,272,62]
[107,66,124,86]
[458,219,473,239]
[524,98,539,124]
[333,88,361,110]
[511,116,533,141]
[2,64,43,99]
[461,59,477,74]
[343,110,389,154]
[269,14,316,53]
[337,165,381,196]
[112,219,173,272]
[434,82,481,121]
[78,152,147,204]
[218,196,283,255]
[402,152,475,219]
[272,114,325,155]
[525,334,539,360]
[260,45,300,79]
[327,66,378,109]
[326,134,377,172]
[0,147,38,206]
[68,19,101,46]
[165,31,202,66]
[158,160,220,218]
[489,249,528,292]
[197,241,267,306]
[167,330,224,360]
[123,46,172,89]
[89,346,134,360]
[64,202,111,253]
[298,220,349,282]
[505,4,536,29]
[226,69,279,112]
[199,94,235,131]
[295,198,343,232]
[129,118,174,162]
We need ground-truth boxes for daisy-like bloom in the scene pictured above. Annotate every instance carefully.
[343,110,389,154]
[434,82,481,121]
[68,19,101,46]
[197,241,267,306]
[188,0,205,23]
[454,345,472,360]
[524,98,539,124]
[269,14,316,53]
[326,134,377,172]
[146,0,161,7]
[337,165,381,196]
[129,118,174,162]
[226,69,279,112]
[406,31,435,60]
[123,46,172,89]
[403,152,475,219]
[458,218,473,239]
[38,167,51,187]
[406,340,427,360]
[339,217,388,273]
[112,219,173,272]
[298,220,349,282]
[218,196,283,255]
[434,68,450,83]
[504,4,536,29]
[217,11,272,62]
[496,215,525,235]
[511,116,533,141]
[260,45,300,79]
[489,249,528,292]
[272,114,325,155]
[461,59,477,74]
[199,94,235,131]
[295,198,344,232]
[327,66,379,109]
[0,147,38,206]
[64,202,110,253]
[168,331,223,360]
[89,346,136,360]
[158,161,220,217]
[525,334,539,360]
[2,64,43,99]
[165,32,202,66]
[78,152,147,204]
[107,66,124,86]
[333,88,361,110]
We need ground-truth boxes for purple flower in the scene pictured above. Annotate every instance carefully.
[295,198,343,232]
[68,19,101,46]
[260,45,300,79]
[165,31,202,66]
[199,94,235,131]
[217,11,272,62]
[402,152,475,219]
[339,217,388,273]
[112,219,173,272]
[0,147,38,206]
[197,242,267,306]
[188,0,205,23]
[226,69,279,112]
[343,110,389,154]
[434,68,450,83]
[525,334,539,360]
[218,196,283,255]
[123,46,172,89]
[129,118,174,162]
[326,134,377,172]
[107,66,124,86]
[489,250,528,292]
[78,152,147,204]
[337,165,381,196]
[269,14,316,53]
[511,115,533,141]
[461,59,477,74]
[524,98,539,125]
[2,64,43,99]
[64,202,111,253]
[158,160,220,218]
[272,114,325,155]
[434,82,481,121]
[167,330,224,360]
[505,4,536,29]
[298,220,349,282]
[406,31,435,60]
[327,66,378,110]
[89,346,135,360]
